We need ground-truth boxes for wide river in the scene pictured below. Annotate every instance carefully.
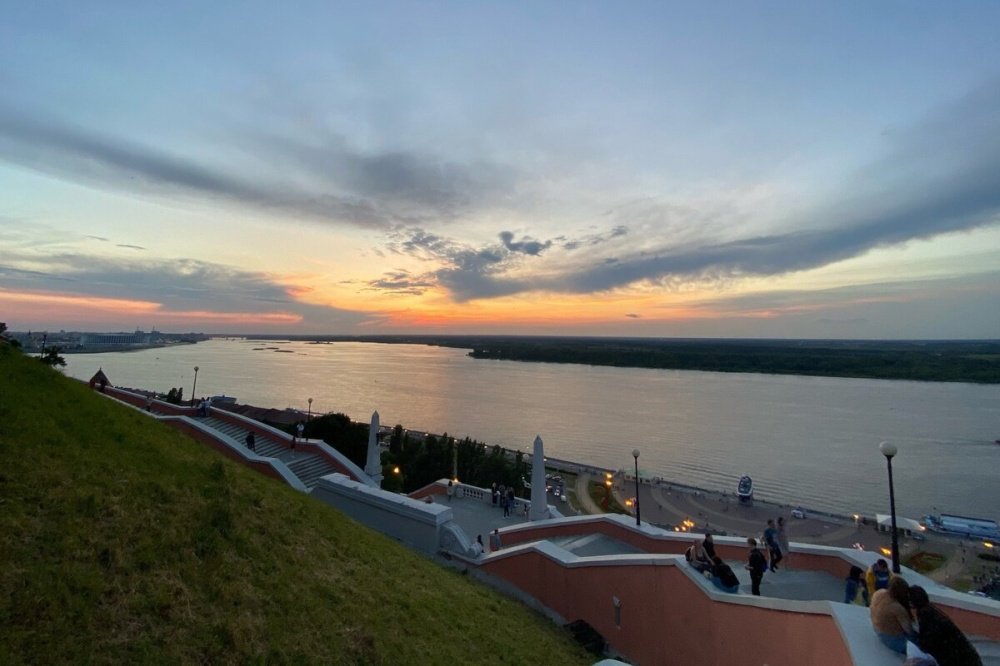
[65,339,1000,520]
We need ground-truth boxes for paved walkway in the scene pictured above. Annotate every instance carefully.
[573,472,605,515]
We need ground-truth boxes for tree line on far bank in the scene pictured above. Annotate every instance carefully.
[276,413,530,497]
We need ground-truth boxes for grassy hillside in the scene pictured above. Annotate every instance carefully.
[0,346,589,665]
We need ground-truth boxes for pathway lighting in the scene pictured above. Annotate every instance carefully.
[307,397,313,420]
[879,441,901,574]
[985,542,995,549]
[393,466,401,475]
[632,448,641,527]
[191,366,199,407]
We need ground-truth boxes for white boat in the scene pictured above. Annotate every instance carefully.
[737,475,754,506]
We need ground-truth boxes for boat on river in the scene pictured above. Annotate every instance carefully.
[737,475,754,506]
[922,513,1000,539]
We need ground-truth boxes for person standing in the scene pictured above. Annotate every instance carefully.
[146,395,153,412]
[777,516,791,569]
[492,483,498,508]
[844,566,870,606]
[764,519,782,571]
[908,585,983,666]
[867,559,893,598]
[245,432,256,453]
[746,538,767,596]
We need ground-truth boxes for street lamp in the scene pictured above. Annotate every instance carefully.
[191,366,200,406]
[307,397,313,421]
[879,441,901,574]
[632,448,641,527]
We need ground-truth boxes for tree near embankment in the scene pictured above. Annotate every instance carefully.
[0,345,589,664]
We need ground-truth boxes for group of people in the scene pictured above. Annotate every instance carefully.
[685,534,743,594]
[195,396,212,417]
[684,517,791,596]
[863,565,982,665]
[491,482,519,517]
[844,558,893,607]
[472,529,503,557]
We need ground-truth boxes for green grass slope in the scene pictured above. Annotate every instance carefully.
[0,347,589,665]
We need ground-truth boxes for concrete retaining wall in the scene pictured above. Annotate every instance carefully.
[312,474,453,555]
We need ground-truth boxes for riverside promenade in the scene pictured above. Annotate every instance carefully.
[569,470,989,591]
[106,384,993,593]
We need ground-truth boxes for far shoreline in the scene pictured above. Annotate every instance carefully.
[214,335,1000,385]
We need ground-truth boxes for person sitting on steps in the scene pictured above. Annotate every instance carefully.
[685,538,714,573]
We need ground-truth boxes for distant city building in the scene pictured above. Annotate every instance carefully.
[80,330,153,346]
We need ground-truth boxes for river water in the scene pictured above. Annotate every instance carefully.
[65,339,1000,520]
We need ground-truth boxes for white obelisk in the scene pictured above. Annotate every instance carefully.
[530,435,550,521]
[365,410,383,485]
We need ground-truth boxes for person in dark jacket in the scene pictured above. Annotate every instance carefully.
[702,534,716,560]
[745,538,767,596]
[710,556,740,593]
[909,586,982,666]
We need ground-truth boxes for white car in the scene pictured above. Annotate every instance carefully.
[791,508,806,519]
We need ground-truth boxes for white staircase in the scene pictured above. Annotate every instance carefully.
[201,416,340,491]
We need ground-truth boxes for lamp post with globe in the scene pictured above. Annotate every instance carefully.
[191,366,200,407]
[879,441,901,574]
[632,448,641,527]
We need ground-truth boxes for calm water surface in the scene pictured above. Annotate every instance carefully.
[65,339,1000,520]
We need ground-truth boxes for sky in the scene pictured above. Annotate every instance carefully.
[1,1,999,338]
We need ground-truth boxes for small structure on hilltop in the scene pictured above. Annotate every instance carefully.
[89,368,110,392]
[365,411,383,486]
[530,435,551,521]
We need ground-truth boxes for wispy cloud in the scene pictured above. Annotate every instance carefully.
[115,244,146,251]
[0,103,517,229]
[365,270,435,296]
[0,251,375,330]
[412,80,1000,301]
